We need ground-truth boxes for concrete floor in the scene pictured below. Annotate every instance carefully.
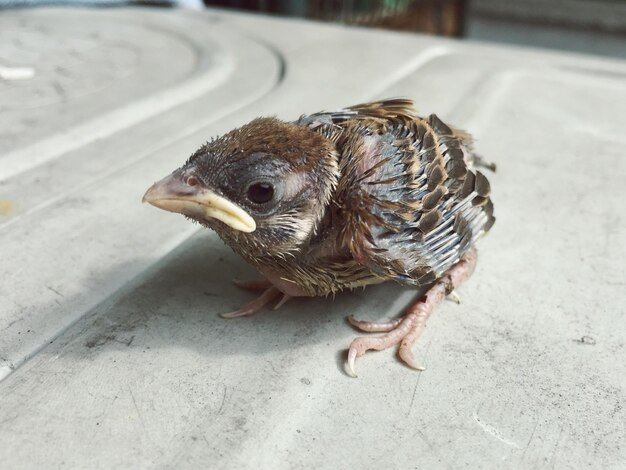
[1,7,625,469]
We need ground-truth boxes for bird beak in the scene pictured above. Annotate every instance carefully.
[142,170,256,233]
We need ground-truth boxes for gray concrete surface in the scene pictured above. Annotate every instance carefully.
[1,7,625,469]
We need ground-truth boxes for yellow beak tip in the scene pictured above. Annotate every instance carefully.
[142,180,256,233]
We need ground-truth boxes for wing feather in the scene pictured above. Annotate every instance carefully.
[299,100,495,287]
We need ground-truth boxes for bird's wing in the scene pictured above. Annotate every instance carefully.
[295,98,417,134]
[318,103,495,287]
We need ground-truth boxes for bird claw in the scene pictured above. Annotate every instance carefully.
[398,341,426,371]
[273,294,291,311]
[346,347,359,378]
[447,291,461,304]
[220,309,253,319]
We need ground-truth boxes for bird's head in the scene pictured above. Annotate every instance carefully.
[143,117,338,260]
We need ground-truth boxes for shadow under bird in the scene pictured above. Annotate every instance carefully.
[143,99,495,376]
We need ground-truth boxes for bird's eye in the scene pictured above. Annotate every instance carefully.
[247,182,274,204]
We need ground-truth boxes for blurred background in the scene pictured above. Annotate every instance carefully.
[1,0,625,59]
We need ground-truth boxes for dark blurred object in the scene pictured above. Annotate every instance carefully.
[309,0,466,36]
[205,0,467,37]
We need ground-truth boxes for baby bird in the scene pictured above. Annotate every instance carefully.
[143,99,495,376]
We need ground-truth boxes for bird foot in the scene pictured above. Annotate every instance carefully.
[221,286,281,318]
[345,248,478,377]
[221,285,292,318]
[346,307,428,376]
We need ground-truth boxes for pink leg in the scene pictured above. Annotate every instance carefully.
[273,294,292,310]
[221,287,281,318]
[346,248,478,377]
[347,315,403,333]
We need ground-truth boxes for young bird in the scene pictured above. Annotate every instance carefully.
[143,99,495,376]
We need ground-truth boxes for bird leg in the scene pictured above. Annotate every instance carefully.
[222,278,293,318]
[346,248,478,377]
[221,286,282,318]
[273,294,292,310]
[347,315,403,333]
